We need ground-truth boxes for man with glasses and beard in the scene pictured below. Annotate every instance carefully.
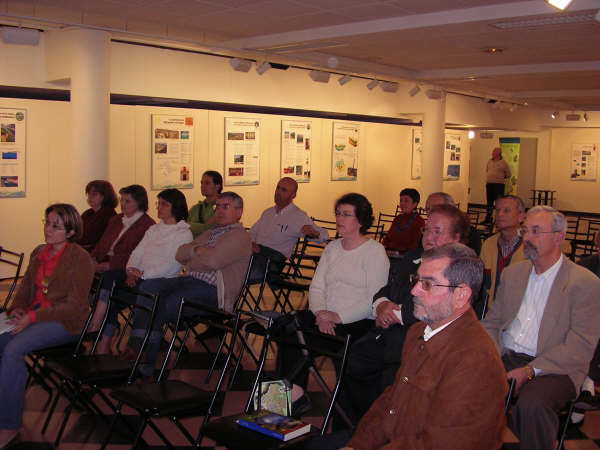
[308,243,507,450]
[482,206,600,450]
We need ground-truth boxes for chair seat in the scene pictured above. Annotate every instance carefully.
[110,380,219,416]
[46,355,134,385]
[271,279,310,292]
[203,413,320,450]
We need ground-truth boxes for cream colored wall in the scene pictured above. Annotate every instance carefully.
[548,127,600,212]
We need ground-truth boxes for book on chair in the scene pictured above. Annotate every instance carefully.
[236,410,310,441]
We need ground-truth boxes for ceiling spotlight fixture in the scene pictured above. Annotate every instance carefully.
[255,61,271,75]
[483,47,504,54]
[367,79,379,90]
[583,113,589,122]
[338,74,352,86]
[468,130,476,139]
[309,70,330,83]
[551,111,559,119]
[425,89,443,100]
[546,0,573,10]
[380,82,399,93]
[229,58,252,72]
[327,56,339,68]
[408,85,421,97]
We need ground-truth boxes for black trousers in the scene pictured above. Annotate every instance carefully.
[486,183,506,218]
[503,350,576,450]
[275,310,373,390]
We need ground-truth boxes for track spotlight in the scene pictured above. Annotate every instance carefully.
[551,111,559,119]
[425,89,443,100]
[229,58,252,72]
[546,0,573,10]
[309,70,330,83]
[408,85,421,97]
[583,113,589,122]
[367,79,379,90]
[338,74,352,86]
[256,61,271,75]
[380,82,399,93]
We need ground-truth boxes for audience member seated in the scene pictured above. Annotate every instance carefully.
[77,180,118,251]
[308,243,507,450]
[336,204,470,427]
[188,170,222,238]
[382,188,424,257]
[425,191,482,254]
[275,193,389,418]
[480,195,526,306]
[482,206,600,450]
[0,204,94,447]
[120,191,252,376]
[88,185,156,331]
[249,177,328,281]
[95,188,193,354]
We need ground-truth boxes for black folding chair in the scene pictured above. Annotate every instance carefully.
[41,282,160,447]
[99,299,248,449]
[203,312,352,450]
[0,246,24,311]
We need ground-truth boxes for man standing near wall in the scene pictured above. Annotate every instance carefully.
[485,147,511,223]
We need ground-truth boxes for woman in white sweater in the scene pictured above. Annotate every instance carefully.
[277,193,389,417]
[96,188,193,354]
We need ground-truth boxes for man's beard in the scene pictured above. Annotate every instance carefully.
[523,241,539,260]
[413,297,454,325]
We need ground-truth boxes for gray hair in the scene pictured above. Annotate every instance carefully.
[421,242,483,304]
[497,195,525,213]
[218,191,243,209]
[527,206,567,233]
[428,192,455,207]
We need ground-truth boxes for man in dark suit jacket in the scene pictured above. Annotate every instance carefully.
[335,205,470,427]
[483,206,600,450]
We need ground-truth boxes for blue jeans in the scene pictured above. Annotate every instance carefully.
[128,277,217,375]
[0,322,75,429]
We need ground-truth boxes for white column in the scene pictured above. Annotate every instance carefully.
[421,93,446,199]
[69,29,110,205]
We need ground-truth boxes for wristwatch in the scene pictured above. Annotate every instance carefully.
[524,365,535,380]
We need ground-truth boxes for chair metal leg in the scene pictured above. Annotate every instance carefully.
[100,402,122,450]
[558,399,576,450]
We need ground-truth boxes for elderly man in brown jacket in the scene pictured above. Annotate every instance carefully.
[309,243,507,450]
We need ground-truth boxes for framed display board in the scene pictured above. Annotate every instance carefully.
[0,108,26,197]
[281,120,311,183]
[331,122,359,181]
[411,129,423,180]
[443,133,462,180]
[571,143,597,181]
[151,114,194,189]
[225,117,260,186]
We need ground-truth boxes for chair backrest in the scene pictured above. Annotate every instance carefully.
[244,312,352,434]
[236,254,271,312]
[311,217,338,240]
[0,246,25,310]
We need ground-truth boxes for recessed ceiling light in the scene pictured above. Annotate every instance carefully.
[483,47,504,54]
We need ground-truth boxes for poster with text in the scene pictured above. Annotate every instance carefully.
[281,120,312,183]
[225,117,260,186]
[0,108,26,197]
[411,129,423,179]
[151,114,194,190]
[571,143,597,181]
[331,122,359,181]
[443,133,462,180]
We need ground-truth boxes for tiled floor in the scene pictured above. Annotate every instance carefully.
[2,281,600,449]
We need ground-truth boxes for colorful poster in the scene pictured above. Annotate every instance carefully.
[499,137,520,194]
[411,129,423,179]
[331,122,359,181]
[225,117,260,186]
[443,133,462,181]
[570,143,597,181]
[0,108,26,197]
[281,120,311,183]
[151,114,194,190]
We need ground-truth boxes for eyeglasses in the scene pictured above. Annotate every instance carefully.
[409,274,459,291]
[216,203,240,210]
[421,227,444,236]
[517,226,556,237]
[42,219,65,231]
[335,211,355,217]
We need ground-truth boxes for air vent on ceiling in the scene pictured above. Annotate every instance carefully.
[492,12,596,29]
[566,114,581,121]
[480,132,494,139]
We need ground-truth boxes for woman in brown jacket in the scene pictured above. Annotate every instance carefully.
[0,204,94,447]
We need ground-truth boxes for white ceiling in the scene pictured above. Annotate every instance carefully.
[2,0,600,110]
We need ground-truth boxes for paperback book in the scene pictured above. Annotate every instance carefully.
[236,410,311,441]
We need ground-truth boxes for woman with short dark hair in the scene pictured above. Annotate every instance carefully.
[0,204,94,446]
[77,180,118,251]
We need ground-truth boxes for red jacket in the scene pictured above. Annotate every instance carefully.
[91,213,155,270]
[382,212,425,253]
